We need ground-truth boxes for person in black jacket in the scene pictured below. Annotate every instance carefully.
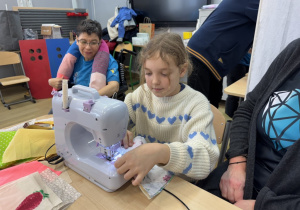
[187,0,259,108]
[197,38,300,210]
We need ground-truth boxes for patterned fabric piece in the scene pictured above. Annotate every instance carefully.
[139,165,173,199]
[0,131,16,169]
[40,169,81,210]
[262,89,300,151]
[0,172,62,210]
[0,161,61,186]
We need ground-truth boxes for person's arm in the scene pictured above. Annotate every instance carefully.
[159,94,219,180]
[227,38,300,159]
[219,156,247,203]
[115,142,170,186]
[219,54,279,203]
[56,41,79,80]
[97,54,120,97]
[49,41,79,90]
[221,38,300,203]
[115,90,171,186]
[89,40,109,91]
[97,81,119,97]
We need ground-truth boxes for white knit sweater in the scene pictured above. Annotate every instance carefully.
[124,84,220,181]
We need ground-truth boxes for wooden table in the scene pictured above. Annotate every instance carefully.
[68,170,239,210]
[224,75,248,98]
[6,115,239,210]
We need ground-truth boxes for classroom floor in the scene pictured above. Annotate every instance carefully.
[0,72,231,129]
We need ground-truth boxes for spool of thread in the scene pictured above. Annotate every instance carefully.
[62,79,68,109]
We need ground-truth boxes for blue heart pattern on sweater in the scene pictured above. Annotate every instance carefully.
[168,117,176,125]
[189,131,197,139]
[156,116,165,124]
[148,135,156,142]
[211,139,217,145]
[183,163,192,174]
[147,110,155,119]
[137,134,146,139]
[179,115,183,121]
[142,105,147,113]
[141,105,147,112]
[132,103,140,111]
[133,103,195,125]
[184,114,192,121]
[157,140,166,144]
[187,146,194,158]
[200,131,209,140]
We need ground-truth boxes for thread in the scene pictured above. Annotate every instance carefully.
[62,79,68,109]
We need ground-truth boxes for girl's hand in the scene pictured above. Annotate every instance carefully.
[219,156,247,203]
[114,143,170,186]
[122,130,134,149]
[234,200,255,210]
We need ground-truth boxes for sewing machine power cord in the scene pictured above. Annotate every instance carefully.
[44,143,64,165]
[163,189,190,210]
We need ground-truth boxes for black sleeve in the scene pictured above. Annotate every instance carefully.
[254,141,300,210]
[255,187,300,210]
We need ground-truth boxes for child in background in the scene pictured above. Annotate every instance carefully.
[114,33,219,186]
[50,19,110,91]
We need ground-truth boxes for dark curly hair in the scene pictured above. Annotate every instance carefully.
[76,19,102,40]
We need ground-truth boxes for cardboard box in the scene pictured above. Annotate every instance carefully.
[41,26,52,35]
[41,24,62,39]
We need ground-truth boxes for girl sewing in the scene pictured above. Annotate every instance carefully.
[114,33,219,186]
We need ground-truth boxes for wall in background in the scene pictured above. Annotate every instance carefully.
[0,0,73,10]
[0,0,205,78]
[92,0,128,28]
[211,0,222,4]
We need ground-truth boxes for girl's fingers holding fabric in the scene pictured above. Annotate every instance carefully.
[114,156,126,169]
[131,173,145,186]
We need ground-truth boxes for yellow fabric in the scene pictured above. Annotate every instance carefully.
[2,129,56,163]
[26,121,54,129]
[26,125,53,130]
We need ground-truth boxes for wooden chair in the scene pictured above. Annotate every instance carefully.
[112,41,138,90]
[210,104,232,166]
[0,51,35,109]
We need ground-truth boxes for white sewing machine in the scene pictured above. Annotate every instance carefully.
[52,84,129,192]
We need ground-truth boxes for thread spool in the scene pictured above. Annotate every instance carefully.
[62,79,68,109]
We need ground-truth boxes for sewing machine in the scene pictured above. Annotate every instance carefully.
[52,85,129,192]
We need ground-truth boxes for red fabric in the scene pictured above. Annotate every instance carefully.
[104,40,117,52]
[0,161,61,186]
